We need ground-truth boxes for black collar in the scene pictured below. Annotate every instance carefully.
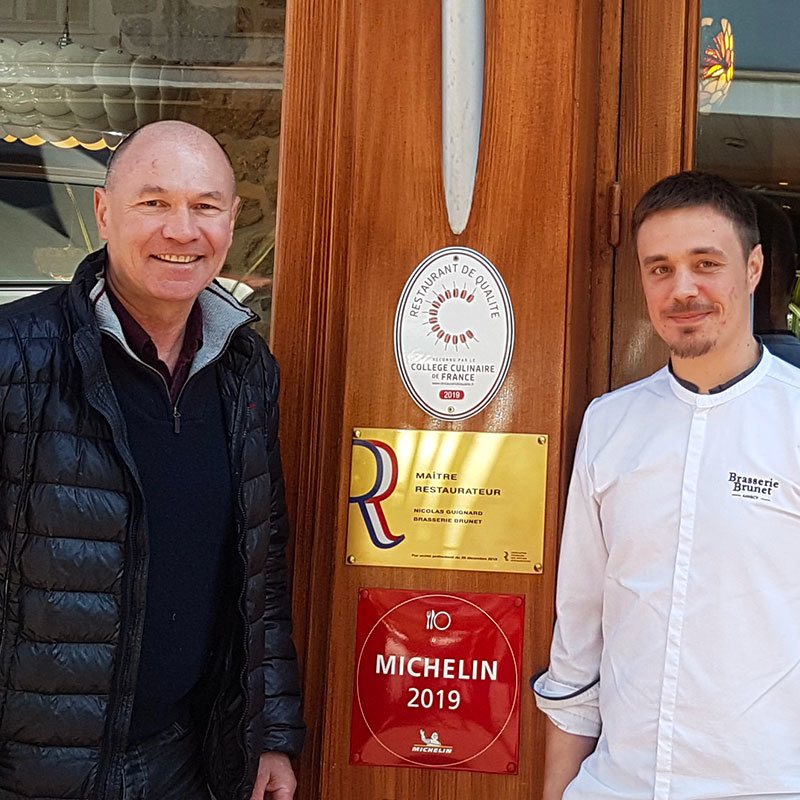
[668,341,763,394]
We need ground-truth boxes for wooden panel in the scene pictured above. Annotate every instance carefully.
[564,0,619,500]
[323,1,597,798]
[683,0,702,170]
[319,2,565,793]
[611,0,699,387]
[586,0,624,399]
[271,0,353,796]
[274,0,614,796]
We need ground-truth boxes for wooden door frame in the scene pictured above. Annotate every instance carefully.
[270,0,354,796]
[586,0,624,399]
[610,0,702,388]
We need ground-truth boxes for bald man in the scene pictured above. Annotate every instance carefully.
[0,121,305,800]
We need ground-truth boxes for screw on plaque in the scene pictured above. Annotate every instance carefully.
[537,435,547,445]
[359,589,369,600]
[507,762,517,772]
[354,430,361,438]
[514,597,523,607]
[347,555,357,564]
[533,563,543,573]
[447,406,455,413]
[352,752,361,762]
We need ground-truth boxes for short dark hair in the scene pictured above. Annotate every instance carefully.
[632,171,760,258]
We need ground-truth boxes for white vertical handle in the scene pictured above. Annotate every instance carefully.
[442,0,485,236]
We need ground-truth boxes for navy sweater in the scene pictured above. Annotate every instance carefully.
[102,335,234,743]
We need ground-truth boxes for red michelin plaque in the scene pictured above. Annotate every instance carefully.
[350,588,524,773]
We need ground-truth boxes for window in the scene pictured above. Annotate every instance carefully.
[695,0,800,336]
[0,0,285,340]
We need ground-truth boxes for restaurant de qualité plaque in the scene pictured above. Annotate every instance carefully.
[350,588,524,773]
[346,428,547,574]
[394,247,515,421]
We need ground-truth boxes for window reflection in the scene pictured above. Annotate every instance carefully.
[0,138,104,282]
[0,0,285,340]
[696,0,800,338]
[698,16,734,113]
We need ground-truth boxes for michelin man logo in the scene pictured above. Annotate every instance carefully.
[412,729,453,754]
[349,439,405,549]
[420,730,441,746]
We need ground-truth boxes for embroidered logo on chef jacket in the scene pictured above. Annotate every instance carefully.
[728,471,780,500]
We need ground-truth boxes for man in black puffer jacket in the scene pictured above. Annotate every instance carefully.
[0,121,305,799]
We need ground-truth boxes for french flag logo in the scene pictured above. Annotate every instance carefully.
[349,439,405,549]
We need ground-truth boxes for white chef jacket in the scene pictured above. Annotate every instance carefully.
[534,347,800,800]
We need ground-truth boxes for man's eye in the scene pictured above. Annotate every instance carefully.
[142,199,162,207]
[653,265,670,275]
[198,203,218,210]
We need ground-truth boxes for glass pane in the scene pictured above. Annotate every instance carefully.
[71,0,91,24]
[0,0,285,340]
[27,1,60,23]
[695,1,800,337]
[0,140,104,280]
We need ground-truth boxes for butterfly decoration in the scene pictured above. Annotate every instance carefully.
[698,17,735,113]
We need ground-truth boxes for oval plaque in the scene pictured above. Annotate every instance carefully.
[394,247,514,421]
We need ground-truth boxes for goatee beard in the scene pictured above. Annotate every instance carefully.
[669,336,716,359]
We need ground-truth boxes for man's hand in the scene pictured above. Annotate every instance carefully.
[249,752,297,800]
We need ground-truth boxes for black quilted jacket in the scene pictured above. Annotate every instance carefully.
[0,250,305,800]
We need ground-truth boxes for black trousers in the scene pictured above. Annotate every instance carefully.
[121,720,211,800]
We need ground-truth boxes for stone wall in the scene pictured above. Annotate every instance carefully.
[114,0,284,66]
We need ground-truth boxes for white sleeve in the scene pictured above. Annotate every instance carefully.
[533,403,607,738]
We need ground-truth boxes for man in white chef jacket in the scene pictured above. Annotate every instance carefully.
[534,171,800,800]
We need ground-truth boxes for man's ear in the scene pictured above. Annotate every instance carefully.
[747,243,764,293]
[231,195,241,237]
[94,187,110,241]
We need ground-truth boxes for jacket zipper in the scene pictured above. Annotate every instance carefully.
[229,353,255,800]
[86,406,148,800]
[96,502,146,800]
[110,323,248,435]
[127,361,180,433]
[0,323,36,732]
[233,467,251,800]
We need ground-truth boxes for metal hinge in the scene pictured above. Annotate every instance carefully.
[607,181,621,247]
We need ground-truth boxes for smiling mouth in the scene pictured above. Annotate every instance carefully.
[665,305,716,325]
[669,312,711,323]
[152,254,200,263]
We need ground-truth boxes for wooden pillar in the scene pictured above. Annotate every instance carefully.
[273,0,614,795]
[611,0,700,387]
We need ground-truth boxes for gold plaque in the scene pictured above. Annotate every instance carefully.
[346,428,547,574]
